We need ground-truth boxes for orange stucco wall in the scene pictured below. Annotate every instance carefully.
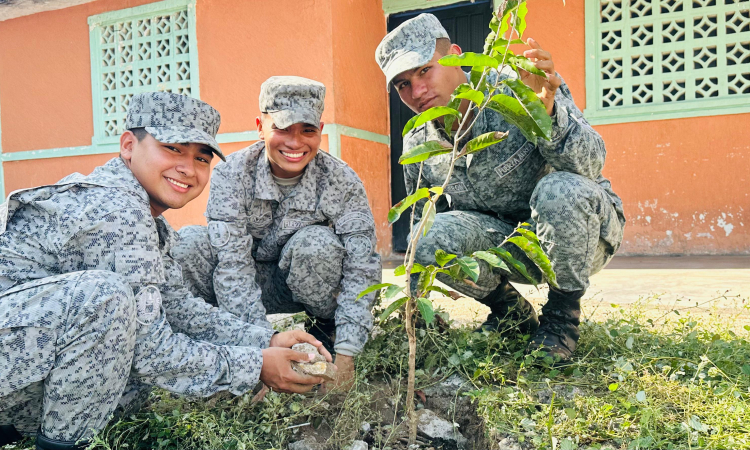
[524,2,749,255]
[1,0,747,255]
[0,0,392,254]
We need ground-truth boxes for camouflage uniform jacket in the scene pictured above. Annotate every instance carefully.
[0,157,275,397]
[205,142,381,355]
[404,71,625,240]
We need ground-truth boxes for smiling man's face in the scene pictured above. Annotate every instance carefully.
[257,114,323,178]
[392,44,466,114]
[120,130,213,217]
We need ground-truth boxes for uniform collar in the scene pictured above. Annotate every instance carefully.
[254,144,319,211]
[255,146,284,203]
[74,157,151,210]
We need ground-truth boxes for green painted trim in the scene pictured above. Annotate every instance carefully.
[337,124,391,145]
[0,125,390,163]
[383,0,502,15]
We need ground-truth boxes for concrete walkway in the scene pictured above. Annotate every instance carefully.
[381,256,750,326]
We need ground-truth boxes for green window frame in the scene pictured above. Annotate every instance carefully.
[584,0,750,125]
[88,0,200,146]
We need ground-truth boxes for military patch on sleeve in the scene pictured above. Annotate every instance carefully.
[135,285,162,325]
[344,234,373,258]
[208,221,231,248]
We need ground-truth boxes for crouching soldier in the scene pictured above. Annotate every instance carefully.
[0,92,330,450]
[173,76,382,390]
[375,14,626,362]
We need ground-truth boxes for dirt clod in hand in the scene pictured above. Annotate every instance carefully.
[291,343,337,382]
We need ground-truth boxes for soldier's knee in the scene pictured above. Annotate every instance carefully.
[531,172,598,217]
[77,271,136,326]
[289,225,345,260]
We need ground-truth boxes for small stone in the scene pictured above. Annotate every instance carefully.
[288,437,324,450]
[415,409,467,449]
[291,343,337,381]
[361,421,371,433]
[345,440,368,450]
[497,436,522,450]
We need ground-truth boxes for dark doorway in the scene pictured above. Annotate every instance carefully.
[388,0,494,253]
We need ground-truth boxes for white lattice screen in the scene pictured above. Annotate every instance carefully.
[89,1,198,143]
[586,0,750,123]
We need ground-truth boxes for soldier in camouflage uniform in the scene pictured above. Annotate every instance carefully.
[172,76,381,389]
[0,92,331,450]
[376,14,626,361]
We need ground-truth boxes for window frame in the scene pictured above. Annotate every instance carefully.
[88,0,200,146]
[584,0,750,125]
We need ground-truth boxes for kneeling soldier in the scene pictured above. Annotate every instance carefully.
[173,76,382,389]
[0,92,330,450]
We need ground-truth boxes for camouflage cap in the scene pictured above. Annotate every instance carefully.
[259,76,325,129]
[125,91,225,161]
[375,13,449,92]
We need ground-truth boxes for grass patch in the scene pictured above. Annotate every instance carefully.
[5,298,748,450]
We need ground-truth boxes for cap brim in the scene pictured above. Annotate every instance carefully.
[145,126,226,162]
[384,40,437,92]
[266,108,322,130]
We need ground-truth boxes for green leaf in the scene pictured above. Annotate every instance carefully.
[384,284,404,300]
[608,383,619,392]
[426,285,453,297]
[487,94,538,144]
[421,202,436,236]
[469,66,485,89]
[443,96,462,138]
[489,246,537,285]
[515,227,540,246]
[388,187,429,223]
[454,85,485,106]
[504,78,553,140]
[429,186,443,195]
[464,131,509,154]
[439,52,499,69]
[492,38,524,50]
[457,256,480,282]
[507,236,558,288]
[435,249,457,267]
[472,250,509,271]
[398,141,453,165]
[509,55,547,78]
[402,106,461,137]
[514,2,528,37]
[688,415,707,432]
[379,297,408,321]
[394,263,427,276]
[356,283,393,300]
[488,13,500,33]
[636,390,647,403]
[417,297,435,324]
[497,0,520,19]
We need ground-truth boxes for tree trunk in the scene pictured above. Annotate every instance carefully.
[405,297,418,446]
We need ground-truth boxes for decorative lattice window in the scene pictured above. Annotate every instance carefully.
[584,0,750,124]
[88,0,199,144]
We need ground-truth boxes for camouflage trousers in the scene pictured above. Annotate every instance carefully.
[174,225,344,320]
[0,271,140,441]
[414,172,625,298]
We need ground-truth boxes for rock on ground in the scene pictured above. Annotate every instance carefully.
[344,440,368,450]
[415,408,468,449]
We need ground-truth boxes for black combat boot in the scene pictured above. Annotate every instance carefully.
[0,425,23,446]
[475,278,539,337]
[527,289,584,363]
[35,431,89,450]
[304,315,336,357]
